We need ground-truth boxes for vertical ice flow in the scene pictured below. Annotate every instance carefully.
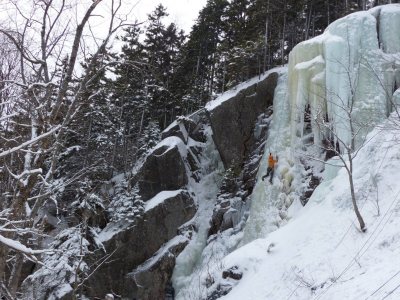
[241,72,295,244]
[172,125,224,299]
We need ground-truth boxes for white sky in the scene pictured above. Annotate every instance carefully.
[129,0,208,34]
[0,0,208,74]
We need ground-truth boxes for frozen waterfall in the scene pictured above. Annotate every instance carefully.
[242,4,400,245]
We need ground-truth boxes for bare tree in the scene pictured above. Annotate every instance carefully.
[0,0,130,296]
[313,104,367,232]
[302,56,371,232]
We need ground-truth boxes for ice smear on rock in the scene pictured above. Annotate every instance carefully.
[172,125,225,298]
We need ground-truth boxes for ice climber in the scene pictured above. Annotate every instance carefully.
[165,281,175,300]
[262,153,278,183]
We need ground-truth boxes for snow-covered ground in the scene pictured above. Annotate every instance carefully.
[217,115,400,300]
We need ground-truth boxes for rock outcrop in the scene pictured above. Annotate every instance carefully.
[209,108,272,236]
[138,137,188,201]
[20,69,280,300]
[162,115,207,143]
[132,236,189,300]
[85,190,196,299]
[206,72,278,169]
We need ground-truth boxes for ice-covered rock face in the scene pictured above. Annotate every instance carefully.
[241,4,400,245]
[371,5,400,54]
[288,4,400,150]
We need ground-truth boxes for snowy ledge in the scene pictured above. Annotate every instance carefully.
[205,66,287,111]
[133,235,188,274]
[145,189,185,212]
[152,136,187,158]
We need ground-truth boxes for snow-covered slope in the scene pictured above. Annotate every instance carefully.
[218,115,400,300]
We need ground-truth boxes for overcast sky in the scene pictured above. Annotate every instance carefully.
[130,0,208,33]
[0,0,208,69]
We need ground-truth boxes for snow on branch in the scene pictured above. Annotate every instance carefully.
[0,234,51,256]
[8,168,42,181]
[0,113,18,122]
[0,125,60,158]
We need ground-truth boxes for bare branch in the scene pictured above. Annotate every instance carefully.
[0,125,60,158]
[50,0,104,122]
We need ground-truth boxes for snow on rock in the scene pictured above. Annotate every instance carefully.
[97,220,129,243]
[205,66,285,112]
[145,190,184,212]
[153,136,188,158]
[163,119,179,134]
[162,115,207,144]
[133,235,190,300]
[134,235,189,273]
[105,294,114,300]
[138,136,189,200]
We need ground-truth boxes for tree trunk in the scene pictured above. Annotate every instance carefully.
[281,13,287,65]
[8,253,25,297]
[349,173,366,231]
[348,153,366,231]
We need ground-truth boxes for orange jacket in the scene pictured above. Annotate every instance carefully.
[268,155,277,168]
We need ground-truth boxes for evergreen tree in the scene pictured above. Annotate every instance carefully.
[172,0,229,111]
[112,24,149,170]
[142,4,185,128]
